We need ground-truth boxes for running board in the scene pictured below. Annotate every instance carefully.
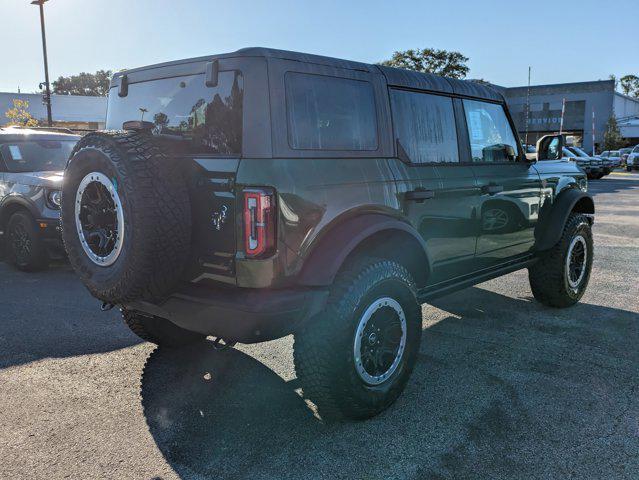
[417,256,537,303]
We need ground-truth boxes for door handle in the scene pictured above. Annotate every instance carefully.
[482,184,504,195]
[405,189,435,202]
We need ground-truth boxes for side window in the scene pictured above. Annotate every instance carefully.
[285,73,378,151]
[463,99,518,163]
[390,89,458,163]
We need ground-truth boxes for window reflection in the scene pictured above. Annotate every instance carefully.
[107,71,243,155]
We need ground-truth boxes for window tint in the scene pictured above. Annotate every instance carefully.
[107,71,243,155]
[463,100,518,162]
[286,73,377,150]
[390,89,458,163]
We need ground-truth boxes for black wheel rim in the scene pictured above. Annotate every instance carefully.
[353,297,407,385]
[9,221,31,264]
[78,181,118,257]
[74,172,125,266]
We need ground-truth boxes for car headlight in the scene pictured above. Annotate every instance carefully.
[46,189,62,209]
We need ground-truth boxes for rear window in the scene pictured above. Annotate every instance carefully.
[0,139,77,172]
[106,71,243,155]
[285,73,377,151]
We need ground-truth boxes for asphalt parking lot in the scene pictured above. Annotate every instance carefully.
[0,172,637,480]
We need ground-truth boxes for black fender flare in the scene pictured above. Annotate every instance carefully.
[0,196,40,230]
[535,188,594,251]
[297,214,430,287]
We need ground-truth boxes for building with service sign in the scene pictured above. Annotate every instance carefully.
[501,80,639,152]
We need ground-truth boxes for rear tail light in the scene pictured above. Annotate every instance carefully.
[243,188,276,258]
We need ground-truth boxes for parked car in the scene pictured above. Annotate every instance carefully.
[0,127,79,270]
[567,146,608,178]
[562,147,599,178]
[599,150,622,169]
[625,145,639,171]
[619,147,633,166]
[60,48,594,421]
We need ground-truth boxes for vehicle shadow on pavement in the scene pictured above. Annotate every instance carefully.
[141,287,639,480]
[0,264,141,369]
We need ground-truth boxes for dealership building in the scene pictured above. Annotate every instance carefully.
[0,91,106,130]
[500,80,639,152]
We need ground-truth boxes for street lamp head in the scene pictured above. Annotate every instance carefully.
[31,0,49,5]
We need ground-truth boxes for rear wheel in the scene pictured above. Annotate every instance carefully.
[294,257,422,421]
[529,213,593,308]
[122,309,205,347]
[6,211,47,272]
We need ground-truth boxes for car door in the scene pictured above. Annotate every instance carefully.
[461,99,543,270]
[389,89,479,285]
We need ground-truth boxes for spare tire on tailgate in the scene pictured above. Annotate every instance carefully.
[61,130,191,304]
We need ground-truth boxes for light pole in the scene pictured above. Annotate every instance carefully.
[31,0,53,126]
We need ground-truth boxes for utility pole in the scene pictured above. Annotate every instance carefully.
[32,0,53,126]
[559,98,566,135]
[524,66,531,146]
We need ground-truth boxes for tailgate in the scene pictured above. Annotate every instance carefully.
[185,157,239,283]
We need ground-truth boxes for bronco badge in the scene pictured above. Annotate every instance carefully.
[211,205,228,231]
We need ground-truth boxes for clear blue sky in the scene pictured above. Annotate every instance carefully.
[1,0,637,93]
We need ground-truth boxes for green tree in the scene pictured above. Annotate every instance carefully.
[52,70,112,96]
[619,75,639,98]
[603,116,624,150]
[4,99,38,127]
[380,48,469,79]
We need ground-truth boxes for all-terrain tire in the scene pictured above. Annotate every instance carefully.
[6,211,48,272]
[293,256,422,421]
[61,131,191,304]
[122,309,205,347]
[528,213,593,308]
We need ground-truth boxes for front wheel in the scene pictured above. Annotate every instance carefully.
[6,211,48,272]
[294,257,422,421]
[529,213,593,308]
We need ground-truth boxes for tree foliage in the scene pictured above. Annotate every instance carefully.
[380,48,470,79]
[603,116,624,150]
[52,70,112,96]
[4,99,38,127]
[619,75,639,98]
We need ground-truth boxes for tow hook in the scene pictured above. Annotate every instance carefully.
[211,337,236,350]
[100,302,116,311]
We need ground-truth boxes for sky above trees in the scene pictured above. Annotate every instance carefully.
[1,0,637,93]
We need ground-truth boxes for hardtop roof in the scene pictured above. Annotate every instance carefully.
[111,47,504,103]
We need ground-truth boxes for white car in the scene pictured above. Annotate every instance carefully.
[625,145,639,171]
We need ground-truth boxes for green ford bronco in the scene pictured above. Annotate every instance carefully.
[61,48,594,421]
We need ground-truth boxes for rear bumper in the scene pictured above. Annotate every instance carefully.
[126,284,329,344]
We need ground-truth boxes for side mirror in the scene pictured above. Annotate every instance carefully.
[536,134,565,161]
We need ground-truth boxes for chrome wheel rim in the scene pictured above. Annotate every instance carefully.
[566,235,587,291]
[353,297,407,386]
[74,172,124,267]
